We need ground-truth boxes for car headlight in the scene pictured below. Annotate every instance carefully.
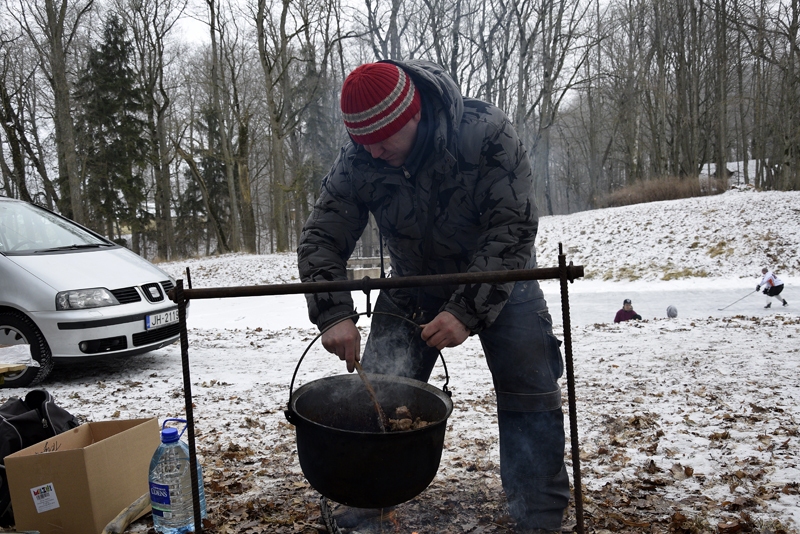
[56,288,120,310]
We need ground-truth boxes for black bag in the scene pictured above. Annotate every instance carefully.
[0,389,80,525]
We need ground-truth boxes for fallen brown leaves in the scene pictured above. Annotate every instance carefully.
[126,447,796,534]
[127,388,796,534]
[61,316,799,534]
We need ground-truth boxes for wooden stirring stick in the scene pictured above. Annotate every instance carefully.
[354,361,389,432]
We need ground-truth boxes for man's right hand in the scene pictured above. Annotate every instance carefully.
[320,319,361,373]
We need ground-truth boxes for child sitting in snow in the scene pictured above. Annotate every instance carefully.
[614,299,642,323]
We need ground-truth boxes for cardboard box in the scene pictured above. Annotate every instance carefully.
[5,417,161,534]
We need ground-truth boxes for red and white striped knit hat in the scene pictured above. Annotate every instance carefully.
[340,63,422,145]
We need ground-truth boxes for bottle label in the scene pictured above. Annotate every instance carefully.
[149,481,171,507]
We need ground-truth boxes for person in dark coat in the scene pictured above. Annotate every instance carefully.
[614,299,642,323]
[297,61,568,533]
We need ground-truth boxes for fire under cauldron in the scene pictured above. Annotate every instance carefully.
[285,314,454,509]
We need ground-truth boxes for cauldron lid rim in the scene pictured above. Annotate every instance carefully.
[288,373,453,433]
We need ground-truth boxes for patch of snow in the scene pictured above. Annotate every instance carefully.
[5,190,798,532]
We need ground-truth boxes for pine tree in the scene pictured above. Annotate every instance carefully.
[74,14,148,247]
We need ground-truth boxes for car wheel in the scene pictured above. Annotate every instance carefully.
[0,311,54,388]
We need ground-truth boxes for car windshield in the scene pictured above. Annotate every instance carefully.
[0,200,110,254]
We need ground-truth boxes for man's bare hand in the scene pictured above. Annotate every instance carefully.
[321,319,361,373]
[420,311,470,350]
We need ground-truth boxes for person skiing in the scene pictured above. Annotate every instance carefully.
[757,267,788,308]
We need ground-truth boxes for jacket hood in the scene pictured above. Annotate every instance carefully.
[381,59,464,157]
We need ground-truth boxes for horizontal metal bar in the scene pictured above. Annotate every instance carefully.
[168,265,584,301]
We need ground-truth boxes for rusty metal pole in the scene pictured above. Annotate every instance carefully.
[558,244,584,534]
[175,279,203,533]
[170,266,584,301]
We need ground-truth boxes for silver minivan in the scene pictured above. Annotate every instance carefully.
[0,196,183,388]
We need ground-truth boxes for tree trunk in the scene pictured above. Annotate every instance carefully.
[714,0,728,184]
[44,0,87,223]
[0,82,32,202]
[734,12,749,185]
[207,0,242,251]
[269,129,289,252]
[119,0,180,260]
[781,0,800,188]
[176,145,230,253]
[155,108,175,258]
[536,121,555,216]
[237,118,257,253]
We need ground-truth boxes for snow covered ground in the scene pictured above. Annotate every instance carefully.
[5,188,800,533]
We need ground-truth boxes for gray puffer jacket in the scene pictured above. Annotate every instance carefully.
[298,59,538,333]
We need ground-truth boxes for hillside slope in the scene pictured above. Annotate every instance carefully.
[536,189,799,281]
[137,191,800,533]
[160,189,799,288]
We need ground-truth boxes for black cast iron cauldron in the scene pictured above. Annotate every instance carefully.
[284,312,454,509]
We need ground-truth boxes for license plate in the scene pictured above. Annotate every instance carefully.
[145,309,179,330]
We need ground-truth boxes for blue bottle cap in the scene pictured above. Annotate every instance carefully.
[161,427,180,443]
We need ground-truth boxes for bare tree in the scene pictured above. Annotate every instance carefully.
[0,32,59,207]
[359,0,408,59]
[712,0,730,182]
[522,0,590,214]
[253,0,339,252]
[565,0,615,207]
[117,0,185,258]
[218,1,261,253]
[176,143,230,252]
[206,0,243,251]
[13,0,93,222]
[0,30,33,202]
[770,0,799,188]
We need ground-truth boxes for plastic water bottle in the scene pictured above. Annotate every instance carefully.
[149,419,207,534]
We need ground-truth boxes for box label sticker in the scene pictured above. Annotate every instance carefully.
[31,483,60,513]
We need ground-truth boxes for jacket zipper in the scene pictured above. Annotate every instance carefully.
[41,400,52,433]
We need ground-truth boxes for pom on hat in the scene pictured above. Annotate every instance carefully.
[340,63,422,145]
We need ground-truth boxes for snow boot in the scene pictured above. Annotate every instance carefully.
[783,299,788,306]
[764,302,771,308]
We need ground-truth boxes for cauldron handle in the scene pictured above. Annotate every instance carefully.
[286,311,451,422]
